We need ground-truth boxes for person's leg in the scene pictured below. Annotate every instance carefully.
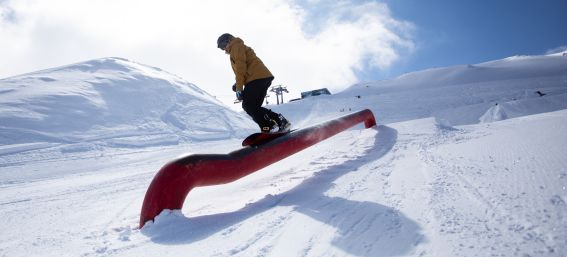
[242,77,276,131]
[252,81,291,131]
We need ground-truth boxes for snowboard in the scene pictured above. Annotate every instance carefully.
[242,130,294,147]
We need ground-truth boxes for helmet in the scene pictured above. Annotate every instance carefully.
[217,33,234,50]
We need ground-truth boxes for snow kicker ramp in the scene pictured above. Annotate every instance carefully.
[140,109,377,227]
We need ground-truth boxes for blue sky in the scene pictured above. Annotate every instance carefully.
[363,0,567,80]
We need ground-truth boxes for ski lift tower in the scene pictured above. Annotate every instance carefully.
[270,85,289,105]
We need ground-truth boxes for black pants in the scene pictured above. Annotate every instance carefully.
[242,77,279,130]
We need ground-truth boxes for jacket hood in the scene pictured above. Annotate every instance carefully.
[225,37,244,53]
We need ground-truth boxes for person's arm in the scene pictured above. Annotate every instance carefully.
[231,43,247,91]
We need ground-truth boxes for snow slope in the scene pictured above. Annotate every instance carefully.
[0,57,256,147]
[1,53,567,257]
[280,53,567,128]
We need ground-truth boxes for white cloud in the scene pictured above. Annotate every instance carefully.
[0,0,414,106]
[546,45,567,55]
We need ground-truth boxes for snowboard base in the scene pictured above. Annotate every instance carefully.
[242,130,293,147]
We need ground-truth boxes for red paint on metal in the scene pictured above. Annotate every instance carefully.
[139,109,376,228]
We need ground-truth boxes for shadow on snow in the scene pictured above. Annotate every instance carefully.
[143,125,424,257]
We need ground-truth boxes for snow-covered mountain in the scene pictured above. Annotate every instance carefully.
[1,53,566,257]
[277,52,567,128]
[0,57,255,148]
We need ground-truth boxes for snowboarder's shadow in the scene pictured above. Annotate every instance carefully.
[143,125,424,257]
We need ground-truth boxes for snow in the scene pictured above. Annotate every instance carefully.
[1,53,567,257]
[0,57,256,146]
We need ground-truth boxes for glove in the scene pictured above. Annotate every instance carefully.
[232,83,237,92]
[236,90,243,101]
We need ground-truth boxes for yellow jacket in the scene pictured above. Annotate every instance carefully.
[225,37,273,91]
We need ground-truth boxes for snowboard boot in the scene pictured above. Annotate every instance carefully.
[276,114,291,132]
[260,119,279,134]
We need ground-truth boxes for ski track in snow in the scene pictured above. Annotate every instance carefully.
[408,117,567,256]
[126,126,422,257]
[1,113,566,257]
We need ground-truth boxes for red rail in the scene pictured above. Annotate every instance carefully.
[139,109,376,228]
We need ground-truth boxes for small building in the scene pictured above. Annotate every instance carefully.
[301,88,331,99]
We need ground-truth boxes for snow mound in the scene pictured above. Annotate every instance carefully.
[479,104,508,123]
[0,57,255,147]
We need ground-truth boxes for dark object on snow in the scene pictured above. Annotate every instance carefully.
[301,88,331,99]
[536,91,546,97]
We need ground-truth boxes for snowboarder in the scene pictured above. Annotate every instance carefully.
[217,33,291,133]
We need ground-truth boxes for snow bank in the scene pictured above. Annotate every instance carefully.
[0,57,255,147]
